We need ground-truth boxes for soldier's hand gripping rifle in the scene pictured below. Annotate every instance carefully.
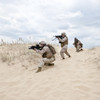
[29,44,42,50]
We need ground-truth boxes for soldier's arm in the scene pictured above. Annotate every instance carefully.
[35,47,47,55]
[77,41,81,45]
[58,37,68,43]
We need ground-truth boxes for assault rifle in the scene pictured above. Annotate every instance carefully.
[29,44,42,50]
[52,35,63,41]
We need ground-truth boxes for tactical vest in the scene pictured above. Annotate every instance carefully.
[61,36,68,47]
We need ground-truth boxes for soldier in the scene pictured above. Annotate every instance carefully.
[73,38,83,52]
[34,41,56,73]
[58,32,71,59]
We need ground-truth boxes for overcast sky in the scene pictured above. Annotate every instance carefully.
[0,0,100,48]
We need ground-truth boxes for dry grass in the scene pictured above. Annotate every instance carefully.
[0,42,40,66]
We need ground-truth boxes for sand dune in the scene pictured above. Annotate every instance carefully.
[0,44,100,100]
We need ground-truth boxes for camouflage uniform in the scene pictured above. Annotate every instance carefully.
[35,41,55,72]
[73,38,83,52]
[76,41,83,52]
[58,33,71,59]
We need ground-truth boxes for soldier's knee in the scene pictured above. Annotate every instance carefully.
[60,50,64,54]
[42,58,47,62]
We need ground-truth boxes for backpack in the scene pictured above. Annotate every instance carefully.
[47,45,56,55]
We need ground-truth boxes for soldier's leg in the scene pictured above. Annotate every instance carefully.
[76,45,82,52]
[48,57,55,66]
[76,47,77,52]
[63,45,71,58]
[60,48,65,59]
[79,45,83,51]
[36,57,55,72]
[42,57,55,66]
[36,59,45,73]
[65,50,71,57]
[76,45,80,52]
[43,57,55,64]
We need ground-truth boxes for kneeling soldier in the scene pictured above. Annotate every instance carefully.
[34,41,56,73]
[73,38,83,52]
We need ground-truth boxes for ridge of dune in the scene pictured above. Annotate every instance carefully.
[0,45,100,100]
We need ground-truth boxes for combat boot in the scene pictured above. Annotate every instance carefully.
[48,63,54,66]
[36,67,42,73]
[68,55,71,58]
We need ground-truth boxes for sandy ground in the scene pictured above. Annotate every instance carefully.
[0,45,100,100]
